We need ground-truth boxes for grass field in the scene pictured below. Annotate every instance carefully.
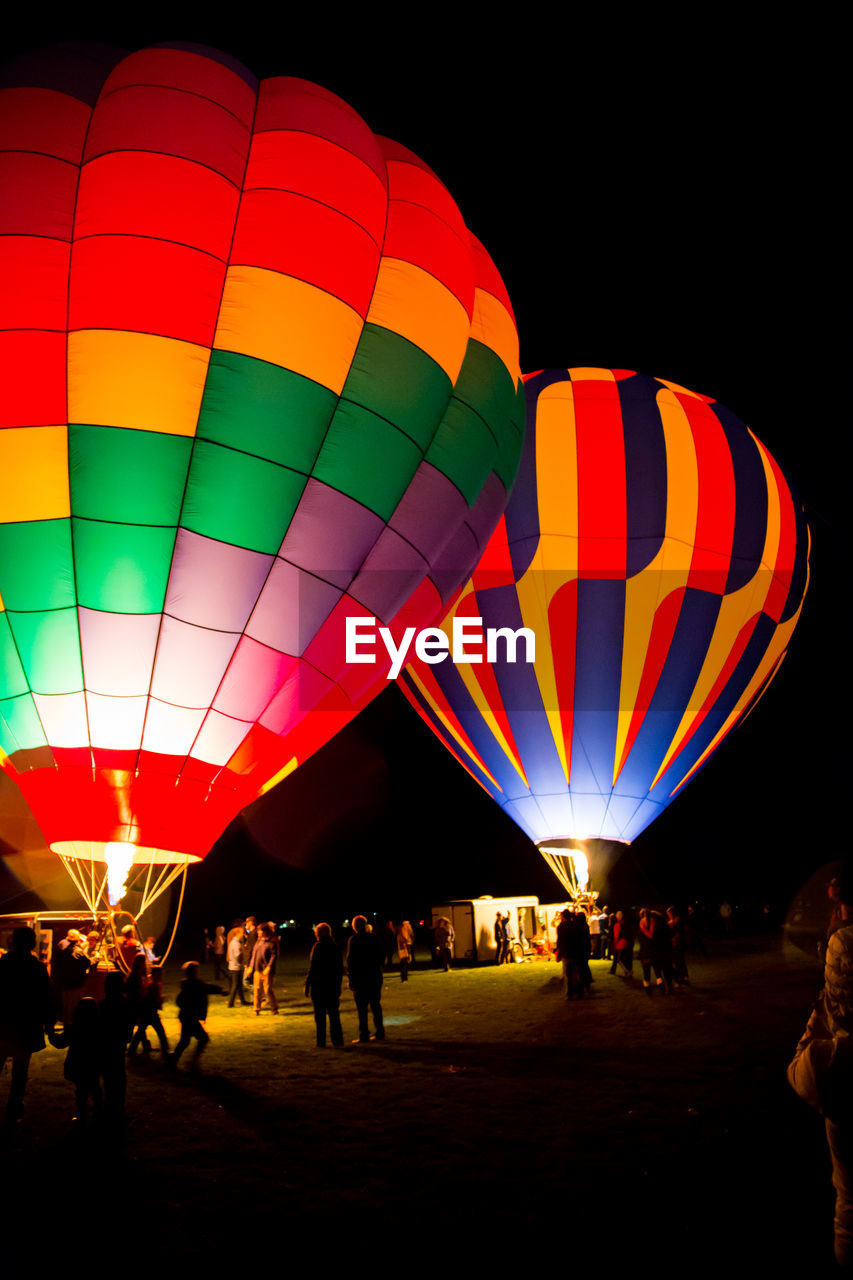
[2,934,838,1268]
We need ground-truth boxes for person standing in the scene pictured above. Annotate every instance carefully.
[588,908,601,960]
[210,926,227,981]
[494,912,506,965]
[825,873,853,962]
[667,906,689,986]
[601,910,614,962]
[346,915,385,1043]
[247,924,279,1016]
[396,920,415,983]
[241,917,259,997]
[53,928,92,1028]
[637,908,657,992]
[63,997,102,1125]
[434,917,454,972]
[226,926,247,1008]
[0,926,56,1127]
[99,971,132,1123]
[503,912,516,963]
[117,925,141,973]
[555,909,584,1000]
[609,910,633,978]
[304,923,344,1047]
[788,925,853,1268]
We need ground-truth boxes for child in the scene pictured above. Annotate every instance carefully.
[99,971,132,1122]
[63,997,102,1124]
[169,961,215,1070]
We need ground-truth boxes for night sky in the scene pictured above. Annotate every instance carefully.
[0,15,840,928]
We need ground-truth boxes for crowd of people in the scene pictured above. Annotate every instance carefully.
[0,911,439,1127]
[537,903,693,1000]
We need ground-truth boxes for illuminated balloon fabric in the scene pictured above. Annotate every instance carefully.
[399,368,809,844]
[0,44,524,866]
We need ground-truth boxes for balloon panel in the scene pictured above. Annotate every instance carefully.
[0,44,524,863]
[400,369,809,844]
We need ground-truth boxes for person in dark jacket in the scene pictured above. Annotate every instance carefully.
[0,925,56,1125]
[168,962,217,1069]
[667,906,689,986]
[99,971,132,1121]
[127,961,169,1057]
[494,912,507,964]
[346,915,385,1043]
[304,923,344,1046]
[247,924,279,1016]
[52,928,92,1028]
[241,917,259,995]
[63,996,102,1124]
[555,910,585,1000]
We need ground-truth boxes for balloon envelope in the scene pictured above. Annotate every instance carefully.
[400,368,809,844]
[0,44,523,869]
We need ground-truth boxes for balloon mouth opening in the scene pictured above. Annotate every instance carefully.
[50,840,201,866]
[535,836,630,849]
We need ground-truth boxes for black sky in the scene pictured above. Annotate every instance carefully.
[0,14,842,923]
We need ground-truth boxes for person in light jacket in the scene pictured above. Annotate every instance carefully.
[226,927,246,1007]
[788,924,853,1269]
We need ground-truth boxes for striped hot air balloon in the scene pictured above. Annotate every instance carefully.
[399,368,809,853]
[0,43,523,914]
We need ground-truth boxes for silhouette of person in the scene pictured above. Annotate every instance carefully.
[169,962,216,1069]
[555,909,584,1000]
[53,927,92,1028]
[434,917,454,971]
[494,912,507,964]
[304,923,344,1047]
[63,996,102,1125]
[127,959,169,1057]
[789,924,853,1268]
[346,915,385,1043]
[99,971,132,1123]
[0,925,56,1126]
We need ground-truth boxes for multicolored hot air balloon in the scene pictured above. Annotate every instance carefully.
[0,43,523,915]
[400,368,809,861]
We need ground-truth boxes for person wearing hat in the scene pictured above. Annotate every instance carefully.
[117,925,141,973]
[789,924,853,1268]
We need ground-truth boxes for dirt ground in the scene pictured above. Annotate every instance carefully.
[2,934,839,1268]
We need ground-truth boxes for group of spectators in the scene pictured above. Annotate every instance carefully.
[0,925,149,1128]
[550,903,692,1000]
[215,916,281,1014]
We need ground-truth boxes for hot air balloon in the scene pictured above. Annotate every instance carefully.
[0,43,524,924]
[399,368,809,887]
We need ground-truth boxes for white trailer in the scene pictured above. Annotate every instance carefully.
[430,895,540,963]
